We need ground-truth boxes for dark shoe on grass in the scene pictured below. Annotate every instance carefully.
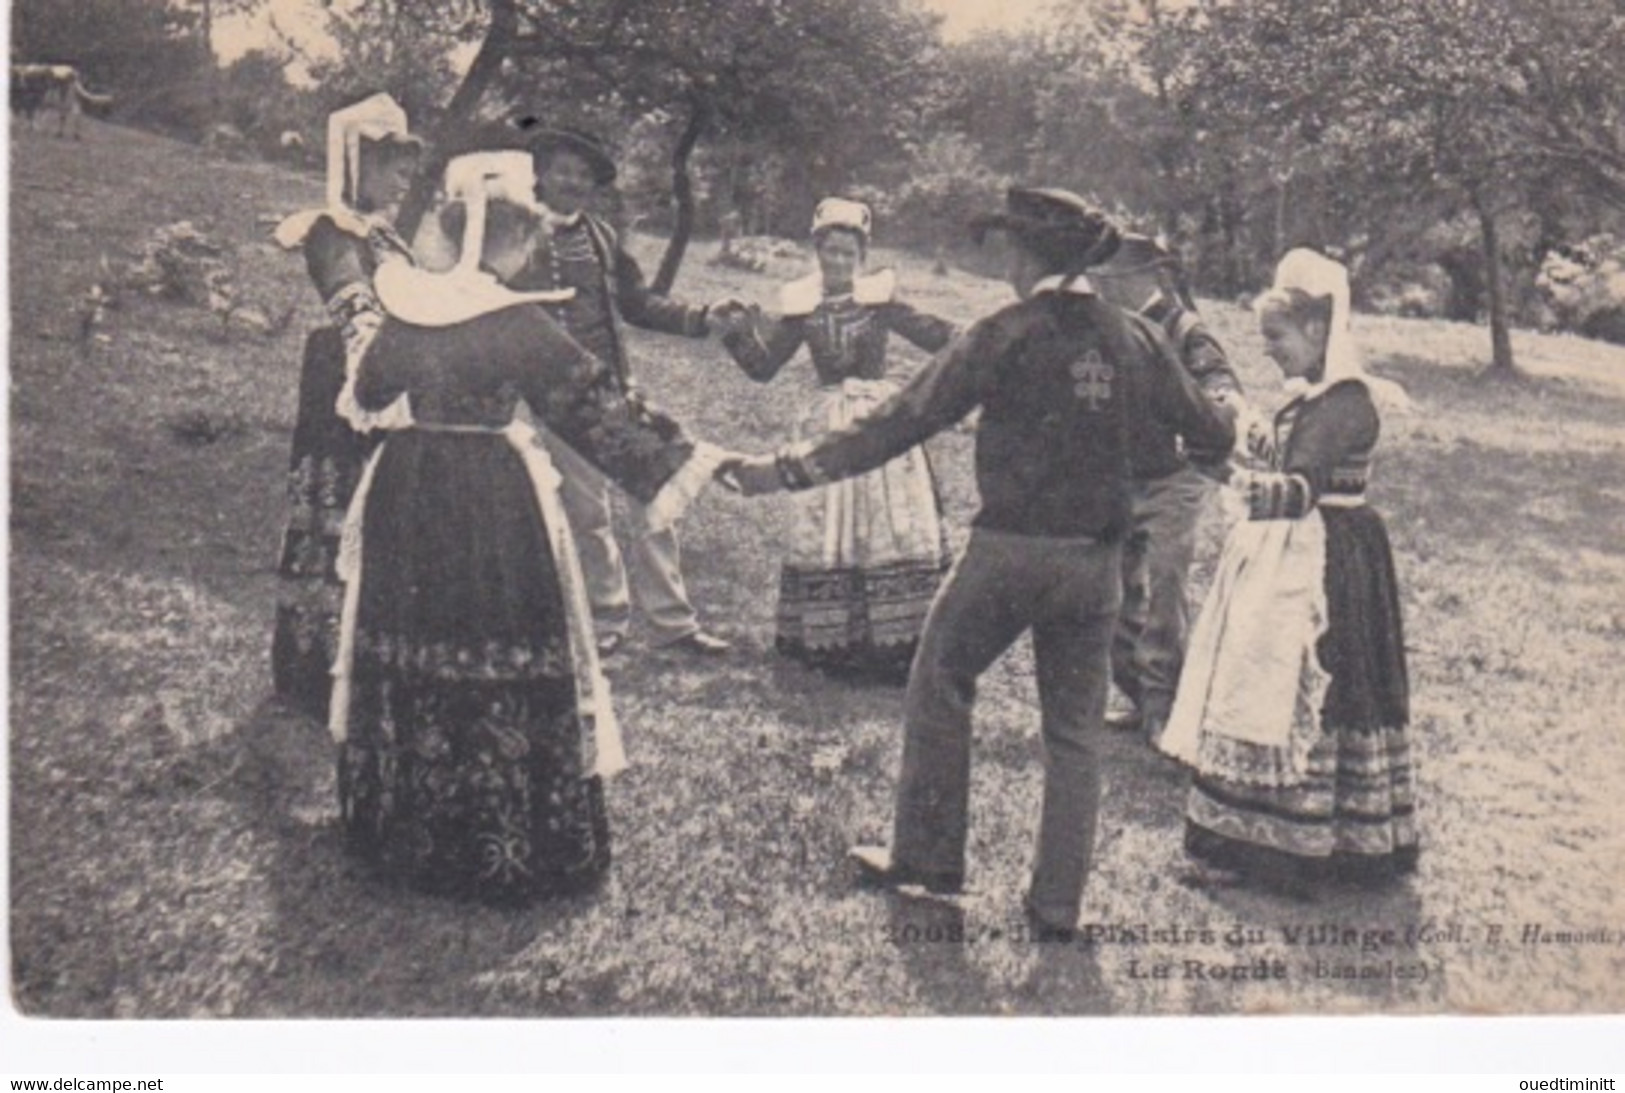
[664,630,731,656]
[1022,900,1079,944]
[848,845,964,896]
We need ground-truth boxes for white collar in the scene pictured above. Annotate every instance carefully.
[779,268,896,316]
[541,204,584,230]
[272,205,392,251]
[1031,274,1096,297]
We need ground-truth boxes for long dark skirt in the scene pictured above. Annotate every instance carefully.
[336,430,610,905]
[1185,506,1418,886]
[272,328,377,721]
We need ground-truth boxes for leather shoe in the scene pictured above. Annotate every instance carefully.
[1105,708,1143,732]
[849,845,963,896]
[1022,900,1079,944]
[664,630,731,655]
[1144,714,1170,748]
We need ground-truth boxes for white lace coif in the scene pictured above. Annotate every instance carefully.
[1262,247,1412,413]
[375,151,575,326]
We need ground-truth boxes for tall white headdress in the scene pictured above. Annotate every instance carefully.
[1263,248,1411,412]
[327,92,413,210]
[374,150,574,326]
[274,92,418,249]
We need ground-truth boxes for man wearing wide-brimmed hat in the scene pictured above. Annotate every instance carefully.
[724,187,1236,937]
[490,120,738,658]
[1088,233,1244,745]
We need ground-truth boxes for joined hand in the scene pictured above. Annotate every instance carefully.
[708,297,754,336]
[714,454,784,496]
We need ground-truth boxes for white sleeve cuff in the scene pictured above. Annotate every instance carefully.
[643,441,730,531]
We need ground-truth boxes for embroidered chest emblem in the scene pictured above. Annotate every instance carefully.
[1070,350,1114,409]
[818,308,874,361]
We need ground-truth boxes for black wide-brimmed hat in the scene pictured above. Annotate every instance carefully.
[515,118,618,185]
[970,187,1122,269]
[1088,230,1196,311]
[1091,231,1177,274]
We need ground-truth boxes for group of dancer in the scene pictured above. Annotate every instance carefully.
[269,94,1419,934]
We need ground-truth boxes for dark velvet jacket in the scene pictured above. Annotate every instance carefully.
[788,284,1237,541]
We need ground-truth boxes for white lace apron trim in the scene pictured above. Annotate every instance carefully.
[1157,511,1331,784]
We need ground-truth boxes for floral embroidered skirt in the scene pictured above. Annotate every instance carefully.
[775,381,952,681]
[335,430,610,905]
[1179,506,1417,885]
[272,328,377,722]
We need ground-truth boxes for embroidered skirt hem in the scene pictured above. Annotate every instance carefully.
[272,326,377,721]
[334,429,611,905]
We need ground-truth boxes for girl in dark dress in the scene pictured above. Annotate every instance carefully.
[327,153,728,904]
[271,94,421,721]
[1159,248,1417,892]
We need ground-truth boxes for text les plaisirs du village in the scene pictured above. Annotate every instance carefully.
[875,920,1625,983]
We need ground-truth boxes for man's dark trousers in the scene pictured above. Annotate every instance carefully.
[892,527,1122,927]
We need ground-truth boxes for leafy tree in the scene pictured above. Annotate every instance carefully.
[373,0,938,290]
[880,132,1012,251]
[214,49,312,142]
[934,29,1052,178]
[1165,0,1551,374]
[301,0,473,130]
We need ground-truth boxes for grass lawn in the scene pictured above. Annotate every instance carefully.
[9,120,1625,1018]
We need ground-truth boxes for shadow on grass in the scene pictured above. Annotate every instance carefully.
[1381,354,1625,434]
[1381,442,1625,578]
[869,892,1110,1016]
[217,697,594,1017]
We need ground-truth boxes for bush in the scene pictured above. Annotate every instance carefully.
[1537,235,1625,346]
[881,135,1010,252]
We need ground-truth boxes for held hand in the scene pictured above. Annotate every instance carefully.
[711,451,748,494]
[1190,457,1236,485]
[708,297,753,336]
[726,454,787,497]
[1232,403,1275,462]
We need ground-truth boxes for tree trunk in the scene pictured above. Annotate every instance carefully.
[1475,197,1519,376]
[651,96,712,296]
[1436,248,1484,322]
[394,0,518,240]
[1273,172,1290,258]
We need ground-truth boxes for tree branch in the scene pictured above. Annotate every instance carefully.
[396,0,519,238]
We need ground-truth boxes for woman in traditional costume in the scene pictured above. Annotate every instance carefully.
[1157,248,1417,894]
[270,94,422,721]
[714,198,957,682]
[328,151,727,904]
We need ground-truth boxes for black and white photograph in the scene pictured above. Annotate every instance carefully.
[6,0,1625,1046]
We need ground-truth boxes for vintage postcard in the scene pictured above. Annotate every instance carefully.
[7,0,1624,1058]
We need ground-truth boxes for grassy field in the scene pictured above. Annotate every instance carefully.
[9,119,1625,1019]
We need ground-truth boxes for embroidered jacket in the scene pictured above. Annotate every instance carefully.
[355,305,696,505]
[1237,379,1379,521]
[507,214,710,391]
[721,269,956,385]
[300,212,416,356]
[781,282,1236,541]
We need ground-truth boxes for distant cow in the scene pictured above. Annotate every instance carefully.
[203,122,248,156]
[10,64,113,139]
[276,128,311,165]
